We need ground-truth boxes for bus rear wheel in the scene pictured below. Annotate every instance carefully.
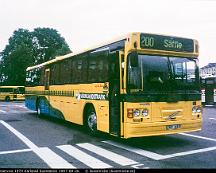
[36,99,42,117]
[85,107,97,135]
[5,96,10,102]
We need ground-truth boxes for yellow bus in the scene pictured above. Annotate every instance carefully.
[25,32,202,138]
[0,86,25,101]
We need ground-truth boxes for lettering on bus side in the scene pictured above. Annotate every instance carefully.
[76,93,108,100]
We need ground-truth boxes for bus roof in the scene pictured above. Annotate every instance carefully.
[26,32,197,71]
[26,33,130,71]
[0,86,24,88]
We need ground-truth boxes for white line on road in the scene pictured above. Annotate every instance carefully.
[0,120,75,168]
[0,110,6,113]
[209,118,216,121]
[35,147,76,168]
[103,140,216,161]
[57,145,112,168]
[179,133,216,142]
[162,146,216,159]
[13,105,26,108]
[102,140,166,160]
[77,143,138,166]
[0,148,32,155]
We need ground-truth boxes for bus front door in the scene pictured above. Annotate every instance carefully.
[109,52,121,136]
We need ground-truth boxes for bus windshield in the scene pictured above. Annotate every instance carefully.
[127,54,200,93]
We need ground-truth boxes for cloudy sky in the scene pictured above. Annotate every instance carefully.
[0,0,216,67]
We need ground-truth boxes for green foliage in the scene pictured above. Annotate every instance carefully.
[0,28,71,86]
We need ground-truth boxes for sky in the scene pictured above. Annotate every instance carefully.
[0,0,216,67]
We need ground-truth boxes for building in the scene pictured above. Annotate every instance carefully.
[200,63,216,78]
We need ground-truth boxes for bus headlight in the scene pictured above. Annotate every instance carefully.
[192,106,202,113]
[133,109,140,117]
[142,109,148,117]
[196,106,202,113]
[192,106,197,113]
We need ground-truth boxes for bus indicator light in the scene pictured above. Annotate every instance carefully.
[127,109,133,118]
[133,109,140,117]
[142,109,148,117]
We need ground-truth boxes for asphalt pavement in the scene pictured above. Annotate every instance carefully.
[0,101,216,169]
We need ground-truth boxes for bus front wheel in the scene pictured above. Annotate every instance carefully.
[85,107,97,135]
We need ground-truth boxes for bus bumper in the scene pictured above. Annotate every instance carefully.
[123,120,202,138]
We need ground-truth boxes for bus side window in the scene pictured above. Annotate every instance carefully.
[88,53,109,83]
[59,60,71,84]
[88,59,97,82]
[71,54,88,83]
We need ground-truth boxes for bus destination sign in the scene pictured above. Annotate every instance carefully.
[140,33,194,53]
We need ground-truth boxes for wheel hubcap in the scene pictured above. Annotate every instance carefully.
[38,107,41,115]
[88,112,96,131]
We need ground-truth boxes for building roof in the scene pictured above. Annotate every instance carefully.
[200,63,216,69]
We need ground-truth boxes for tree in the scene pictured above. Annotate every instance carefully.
[32,28,71,64]
[0,28,71,86]
[0,29,34,85]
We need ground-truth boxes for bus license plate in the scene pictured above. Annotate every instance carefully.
[166,124,181,130]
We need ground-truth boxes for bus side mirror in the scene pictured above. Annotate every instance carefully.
[130,52,138,67]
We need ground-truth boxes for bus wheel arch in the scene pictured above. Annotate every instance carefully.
[83,103,97,134]
[5,96,11,102]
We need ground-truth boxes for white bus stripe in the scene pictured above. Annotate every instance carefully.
[0,120,74,168]
[0,149,32,155]
[57,145,112,168]
[179,133,216,142]
[77,143,138,166]
[102,140,166,160]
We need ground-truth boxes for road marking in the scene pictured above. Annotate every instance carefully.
[162,146,216,159]
[57,145,112,168]
[0,120,75,168]
[13,105,26,108]
[209,118,216,121]
[179,133,216,142]
[0,110,6,113]
[77,143,138,166]
[0,120,38,150]
[131,164,149,169]
[205,105,215,107]
[102,140,166,160]
[0,149,32,155]
[103,140,216,161]
[35,147,76,168]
